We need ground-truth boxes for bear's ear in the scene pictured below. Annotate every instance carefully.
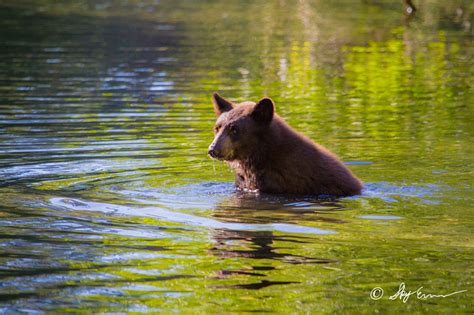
[251,97,274,124]
[212,93,233,117]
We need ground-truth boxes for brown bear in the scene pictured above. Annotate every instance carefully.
[208,93,363,196]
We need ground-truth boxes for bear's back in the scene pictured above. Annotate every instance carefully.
[245,116,363,196]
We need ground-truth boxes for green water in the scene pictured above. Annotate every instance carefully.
[0,0,473,313]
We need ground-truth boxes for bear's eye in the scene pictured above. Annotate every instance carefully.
[214,125,221,133]
[229,126,238,136]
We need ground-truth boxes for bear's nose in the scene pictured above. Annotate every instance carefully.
[208,148,217,158]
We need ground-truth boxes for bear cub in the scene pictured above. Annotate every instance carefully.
[208,93,363,196]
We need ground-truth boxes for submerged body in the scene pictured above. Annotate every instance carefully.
[208,93,363,196]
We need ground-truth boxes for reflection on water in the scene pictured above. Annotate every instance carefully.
[0,0,472,313]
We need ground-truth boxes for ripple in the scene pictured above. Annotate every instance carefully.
[0,159,159,182]
[50,197,336,235]
[362,182,440,203]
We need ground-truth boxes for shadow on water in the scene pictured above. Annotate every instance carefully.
[209,229,336,264]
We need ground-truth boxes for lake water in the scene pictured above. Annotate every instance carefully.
[0,1,472,313]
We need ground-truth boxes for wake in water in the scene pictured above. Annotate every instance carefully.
[49,197,336,235]
[47,181,440,235]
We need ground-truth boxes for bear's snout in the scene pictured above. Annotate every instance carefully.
[208,147,218,158]
[208,135,232,160]
[208,142,222,159]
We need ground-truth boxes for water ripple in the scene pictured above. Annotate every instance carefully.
[50,197,337,235]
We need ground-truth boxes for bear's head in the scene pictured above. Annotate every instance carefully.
[208,93,275,161]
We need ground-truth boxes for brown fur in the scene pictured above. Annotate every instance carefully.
[208,93,363,196]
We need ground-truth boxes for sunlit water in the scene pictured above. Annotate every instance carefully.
[0,1,473,313]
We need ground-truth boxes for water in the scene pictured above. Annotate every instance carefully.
[0,1,473,313]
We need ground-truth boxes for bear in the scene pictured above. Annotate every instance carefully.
[208,93,363,196]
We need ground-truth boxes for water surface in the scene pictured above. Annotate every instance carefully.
[0,1,473,313]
